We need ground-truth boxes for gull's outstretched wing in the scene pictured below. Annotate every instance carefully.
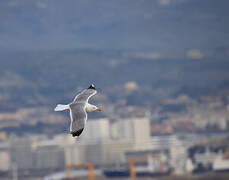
[69,102,87,137]
[73,84,97,103]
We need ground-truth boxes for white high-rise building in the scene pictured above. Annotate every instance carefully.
[132,117,151,150]
[0,151,10,171]
[115,119,135,139]
[111,117,151,150]
[80,118,110,142]
[169,135,187,175]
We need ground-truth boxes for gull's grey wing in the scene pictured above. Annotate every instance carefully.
[69,102,87,137]
[73,88,97,103]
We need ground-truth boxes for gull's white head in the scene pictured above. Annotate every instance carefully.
[86,104,102,113]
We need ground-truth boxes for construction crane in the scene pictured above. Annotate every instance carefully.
[66,162,94,180]
[129,155,162,179]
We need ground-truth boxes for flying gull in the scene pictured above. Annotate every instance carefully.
[54,84,102,137]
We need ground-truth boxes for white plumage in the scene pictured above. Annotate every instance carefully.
[54,84,102,137]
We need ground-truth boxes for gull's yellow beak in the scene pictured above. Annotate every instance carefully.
[97,108,102,111]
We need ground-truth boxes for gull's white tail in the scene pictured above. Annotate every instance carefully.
[54,104,70,111]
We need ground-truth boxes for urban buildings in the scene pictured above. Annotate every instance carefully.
[0,116,229,180]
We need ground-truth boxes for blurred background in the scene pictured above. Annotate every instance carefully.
[0,0,229,180]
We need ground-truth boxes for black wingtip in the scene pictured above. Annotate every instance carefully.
[71,128,84,137]
[88,84,96,90]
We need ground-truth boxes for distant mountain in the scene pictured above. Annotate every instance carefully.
[0,0,228,53]
[0,49,229,111]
